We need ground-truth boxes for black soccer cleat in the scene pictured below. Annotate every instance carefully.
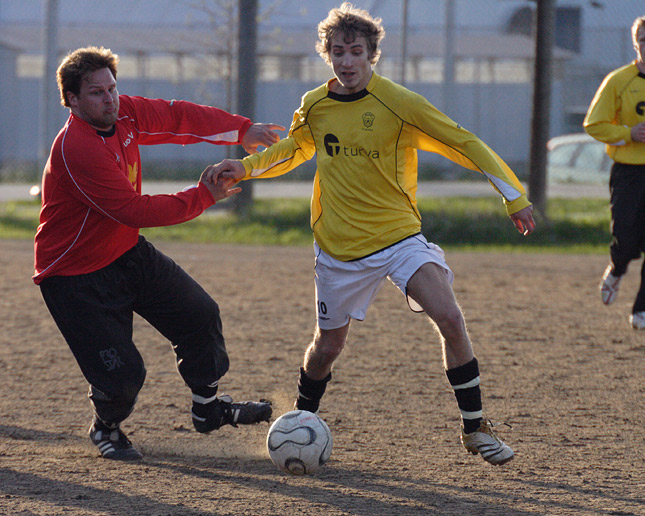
[89,419,143,461]
[192,395,272,433]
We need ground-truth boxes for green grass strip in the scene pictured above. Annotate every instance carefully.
[0,197,610,253]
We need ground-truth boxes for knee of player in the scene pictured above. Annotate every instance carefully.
[313,336,345,361]
[432,306,466,334]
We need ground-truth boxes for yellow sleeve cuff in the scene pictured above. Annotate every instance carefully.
[241,159,253,180]
[505,194,532,215]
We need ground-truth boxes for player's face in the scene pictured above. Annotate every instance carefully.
[636,26,645,64]
[68,67,119,131]
[329,33,373,94]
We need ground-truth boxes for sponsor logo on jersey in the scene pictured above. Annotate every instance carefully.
[123,131,134,147]
[324,134,341,156]
[636,101,645,116]
[323,133,380,159]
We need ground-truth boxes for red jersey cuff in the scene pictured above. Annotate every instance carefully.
[238,118,253,143]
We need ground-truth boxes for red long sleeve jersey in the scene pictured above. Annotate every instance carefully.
[33,95,251,283]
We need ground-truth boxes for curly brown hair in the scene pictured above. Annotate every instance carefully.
[316,2,385,66]
[632,15,645,50]
[57,46,119,107]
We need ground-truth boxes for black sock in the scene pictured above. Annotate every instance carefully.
[191,381,219,419]
[446,357,483,434]
[92,416,118,431]
[295,367,331,413]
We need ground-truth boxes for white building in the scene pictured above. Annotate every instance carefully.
[0,0,643,180]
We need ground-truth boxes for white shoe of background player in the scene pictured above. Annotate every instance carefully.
[600,265,621,305]
[629,311,645,330]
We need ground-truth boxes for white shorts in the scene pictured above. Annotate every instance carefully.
[313,234,454,330]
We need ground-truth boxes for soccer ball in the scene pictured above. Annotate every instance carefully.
[266,410,332,475]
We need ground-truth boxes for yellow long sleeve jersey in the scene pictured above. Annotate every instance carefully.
[584,61,645,164]
[242,73,530,261]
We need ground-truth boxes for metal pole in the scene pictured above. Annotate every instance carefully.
[39,0,60,173]
[528,0,555,217]
[443,0,456,116]
[400,0,408,85]
[234,0,258,214]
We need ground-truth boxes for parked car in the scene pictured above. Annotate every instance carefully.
[547,133,612,184]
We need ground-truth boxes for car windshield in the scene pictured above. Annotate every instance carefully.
[572,142,605,169]
[548,143,578,166]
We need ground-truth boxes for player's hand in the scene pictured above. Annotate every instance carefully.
[205,159,247,184]
[241,122,285,154]
[631,122,645,143]
[200,165,242,201]
[510,205,535,236]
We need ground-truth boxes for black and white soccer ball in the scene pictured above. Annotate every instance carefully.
[266,410,332,475]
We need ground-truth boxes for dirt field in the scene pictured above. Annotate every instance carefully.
[1,238,643,516]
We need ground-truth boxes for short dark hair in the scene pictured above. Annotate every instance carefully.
[316,2,385,66]
[57,46,119,107]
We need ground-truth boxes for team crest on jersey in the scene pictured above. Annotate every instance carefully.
[362,112,375,128]
[128,162,138,186]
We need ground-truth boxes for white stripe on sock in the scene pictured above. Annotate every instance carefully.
[297,389,313,400]
[192,393,218,404]
[452,377,480,390]
[191,411,206,422]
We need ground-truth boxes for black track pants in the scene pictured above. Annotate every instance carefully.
[40,236,229,425]
[609,162,645,312]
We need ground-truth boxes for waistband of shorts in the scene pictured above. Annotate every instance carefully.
[347,232,423,262]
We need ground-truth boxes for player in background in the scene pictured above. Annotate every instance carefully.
[34,46,284,460]
[210,3,534,465]
[584,15,645,330]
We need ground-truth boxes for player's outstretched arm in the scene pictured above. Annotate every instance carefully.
[242,123,285,154]
[510,205,536,236]
[200,164,242,201]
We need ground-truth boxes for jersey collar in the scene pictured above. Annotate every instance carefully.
[96,126,116,137]
[70,113,117,137]
[326,73,380,102]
